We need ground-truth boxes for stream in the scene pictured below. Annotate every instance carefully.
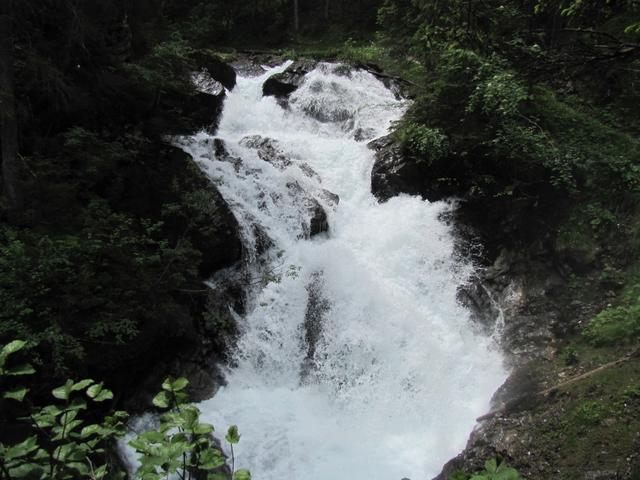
[131,61,507,480]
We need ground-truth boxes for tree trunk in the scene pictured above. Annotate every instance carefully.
[293,0,299,31]
[324,0,330,22]
[0,3,23,214]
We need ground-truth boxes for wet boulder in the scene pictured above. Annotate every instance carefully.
[307,198,329,237]
[188,91,226,133]
[368,135,431,201]
[191,51,237,90]
[354,127,377,142]
[262,59,316,97]
[145,89,225,137]
[300,271,330,381]
[286,181,330,237]
[212,138,243,171]
[240,135,292,170]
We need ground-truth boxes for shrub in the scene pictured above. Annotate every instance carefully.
[396,122,449,161]
[583,302,640,346]
[450,458,521,480]
[0,340,251,480]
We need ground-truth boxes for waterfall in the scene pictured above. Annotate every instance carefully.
[171,62,506,479]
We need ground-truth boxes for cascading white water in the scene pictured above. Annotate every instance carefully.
[178,62,506,479]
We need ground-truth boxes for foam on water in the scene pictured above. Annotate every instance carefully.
[152,62,507,479]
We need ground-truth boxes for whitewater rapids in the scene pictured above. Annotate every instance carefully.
[147,62,507,479]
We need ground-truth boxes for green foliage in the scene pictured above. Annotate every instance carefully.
[0,198,203,374]
[125,36,196,94]
[562,346,579,366]
[468,70,528,119]
[339,38,388,64]
[1,340,249,480]
[573,400,607,425]
[0,342,128,479]
[450,459,521,480]
[583,302,640,346]
[396,123,449,161]
[130,376,249,480]
[470,459,521,480]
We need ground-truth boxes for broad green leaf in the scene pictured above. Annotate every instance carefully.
[86,382,104,399]
[152,391,171,409]
[94,464,109,479]
[193,422,214,435]
[139,430,165,443]
[226,425,240,444]
[485,458,498,473]
[161,377,175,392]
[7,463,44,478]
[52,380,74,400]
[3,387,28,402]
[93,388,113,402]
[67,461,90,476]
[198,448,225,470]
[61,409,79,424]
[6,363,36,376]
[80,424,103,438]
[181,405,200,430]
[94,464,108,479]
[4,436,39,461]
[172,377,189,392]
[71,379,95,391]
[174,391,189,406]
[234,469,251,480]
[495,467,521,480]
[0,340,27,367]
[63,419,83,435]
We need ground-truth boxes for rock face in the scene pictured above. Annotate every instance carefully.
[192,52,237,91]
[143,55,236,137]
[368,135,431,201]
[105,143,243,411]
[458,249,566,364]
[262,59,316,97]
[212,138,243,171]
[143,89,226,137]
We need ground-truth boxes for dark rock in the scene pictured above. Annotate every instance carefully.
[301,272,331,380]
[147,89,226,136]
[101,145,243,412]
[110,143,241,278]
[368,135,431,201]
[240,135,292,170]
[232,52,287,76]
[212,138,242,171]
[189,91,226,134]
[354,127,377,142]
[262,59,316,97]
[301,98,353,123]
[230,58,269,78]
[252,224,274,255]
[307,198,329,236]
[191,52,237,90]
[286,181,330,237]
